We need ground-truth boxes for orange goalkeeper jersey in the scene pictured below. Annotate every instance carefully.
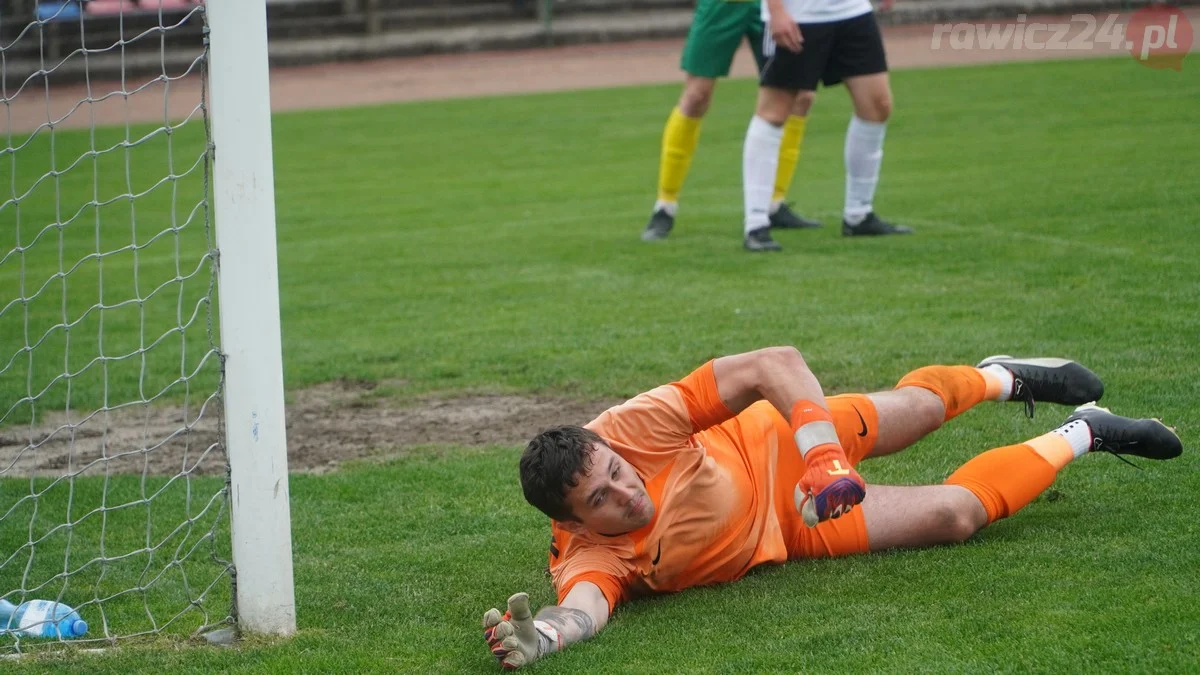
[548,360,857,612]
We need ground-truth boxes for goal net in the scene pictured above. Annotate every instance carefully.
[1,0,293,652]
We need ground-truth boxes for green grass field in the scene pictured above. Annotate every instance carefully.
[3,55,1200,671]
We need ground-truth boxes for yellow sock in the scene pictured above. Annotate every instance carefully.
[657,107,703,203]
[772,115,808,203]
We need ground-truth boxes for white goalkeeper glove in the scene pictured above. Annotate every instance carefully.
[482,592,561,670]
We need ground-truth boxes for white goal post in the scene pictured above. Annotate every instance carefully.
[0,0,294,648]
[207,0,296,637]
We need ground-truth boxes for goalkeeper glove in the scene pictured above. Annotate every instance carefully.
[794,444,866,527]
[482,592,560,670]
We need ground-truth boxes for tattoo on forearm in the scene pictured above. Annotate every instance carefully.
[535,605,596,649]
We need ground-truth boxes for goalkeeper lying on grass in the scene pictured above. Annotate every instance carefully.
[483,347,1182,669]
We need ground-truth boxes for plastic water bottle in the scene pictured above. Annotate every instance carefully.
[0,599,88,639]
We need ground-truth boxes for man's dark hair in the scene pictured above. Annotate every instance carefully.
[520,425,603,522]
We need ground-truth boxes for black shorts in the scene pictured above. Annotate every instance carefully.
[760,11,888,90]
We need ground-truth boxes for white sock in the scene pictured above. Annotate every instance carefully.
[1052,419,1093,458]
[743,115,783,233]
[843,115,887,225]
[980,364,1014,401]
[653,199,678,217]
[770,199,785,214]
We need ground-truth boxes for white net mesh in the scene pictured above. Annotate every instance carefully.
[0,0,232,652]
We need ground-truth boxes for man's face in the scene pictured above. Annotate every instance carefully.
[563,442,655,536]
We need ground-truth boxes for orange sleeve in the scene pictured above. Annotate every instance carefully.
[549,529,636,614]
[557,572,630,614]
[670,360,736,433]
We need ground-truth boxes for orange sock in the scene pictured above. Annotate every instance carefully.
[943,432,1075,524]
[896,365,1005,422]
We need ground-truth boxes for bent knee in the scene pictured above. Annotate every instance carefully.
[761,345,808,371]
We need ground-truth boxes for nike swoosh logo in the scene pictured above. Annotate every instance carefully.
[651,541,662,566]
[852,406,868,437]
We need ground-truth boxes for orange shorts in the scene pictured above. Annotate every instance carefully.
[771,394,878,560]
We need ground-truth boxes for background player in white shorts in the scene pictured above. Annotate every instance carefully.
[741,0,912,251]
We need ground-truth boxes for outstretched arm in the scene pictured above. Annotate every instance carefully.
[482,581,609,669]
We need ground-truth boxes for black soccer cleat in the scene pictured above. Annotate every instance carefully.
[641,209,674,242]
[842,212,913,236]
[1066,404,1183,461]
[976,355,1105,418]
[769,203,823,229]
[744,226,783,252]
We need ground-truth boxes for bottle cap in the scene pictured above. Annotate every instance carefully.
[71,619,88,637]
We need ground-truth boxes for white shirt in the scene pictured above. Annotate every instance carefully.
[763,0,873,25]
